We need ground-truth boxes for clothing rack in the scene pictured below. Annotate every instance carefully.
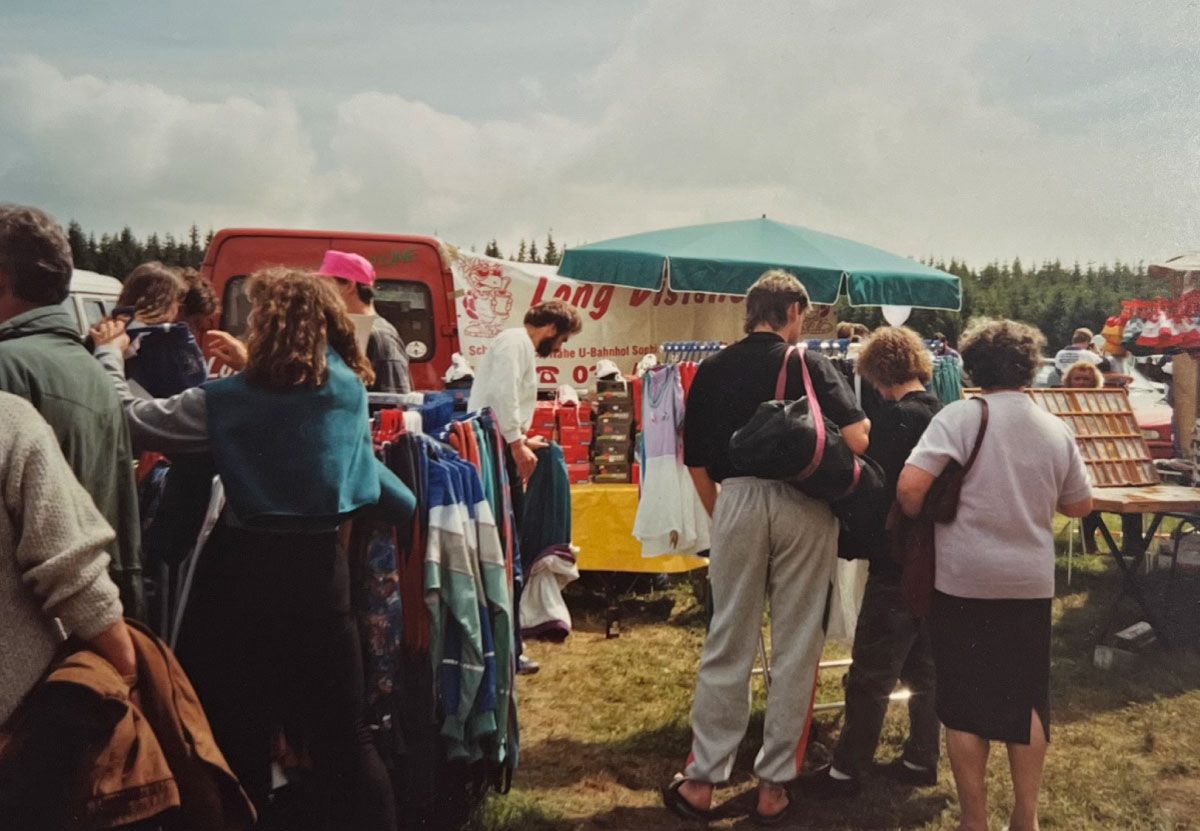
[660,341,723,363]
[367,391,425,412]
[804,338,854,356]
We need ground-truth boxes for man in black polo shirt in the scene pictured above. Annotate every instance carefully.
[663,270,869,825]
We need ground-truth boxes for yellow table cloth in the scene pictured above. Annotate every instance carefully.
[570,483,707,573]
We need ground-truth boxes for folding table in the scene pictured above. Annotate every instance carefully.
[1090,485,1200,650]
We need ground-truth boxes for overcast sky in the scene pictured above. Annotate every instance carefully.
[1,0,1197,267]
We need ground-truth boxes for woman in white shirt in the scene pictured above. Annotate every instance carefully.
[898,320,1093,831]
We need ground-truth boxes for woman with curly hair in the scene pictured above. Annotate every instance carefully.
[897,320,1093,831]
[92,268,412,831]
[803,326,943,798]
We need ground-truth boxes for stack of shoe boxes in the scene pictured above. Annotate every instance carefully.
[558,400,593,484]
[529,399,593,484]
[592,379,633,483]
[529,401,557,444]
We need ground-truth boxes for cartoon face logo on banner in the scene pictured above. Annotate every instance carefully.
[461,260,514,338]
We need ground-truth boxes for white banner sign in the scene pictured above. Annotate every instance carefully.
[448,250,836,387]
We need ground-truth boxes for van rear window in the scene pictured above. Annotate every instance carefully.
[221,276,435,363]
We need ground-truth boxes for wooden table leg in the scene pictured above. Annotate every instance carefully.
[1097,514,1172,650]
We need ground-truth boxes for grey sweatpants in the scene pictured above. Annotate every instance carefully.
[685,478,837,785]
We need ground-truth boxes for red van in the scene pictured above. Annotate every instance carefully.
[201,228,459,390]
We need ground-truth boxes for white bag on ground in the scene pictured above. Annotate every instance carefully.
[520,545,581,641]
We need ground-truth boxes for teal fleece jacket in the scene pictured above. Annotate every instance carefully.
[96,346,414,531]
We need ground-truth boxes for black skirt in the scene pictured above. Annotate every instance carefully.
[928,591,1052,744]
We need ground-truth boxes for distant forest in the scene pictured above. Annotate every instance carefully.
[69,222,1165,349]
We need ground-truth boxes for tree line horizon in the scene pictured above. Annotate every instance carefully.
[65,221,1167,350]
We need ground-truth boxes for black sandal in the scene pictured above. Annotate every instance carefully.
[751,786,793,827]
[661,777,716,823]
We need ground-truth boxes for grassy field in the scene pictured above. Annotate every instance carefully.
[478,536,1200,830]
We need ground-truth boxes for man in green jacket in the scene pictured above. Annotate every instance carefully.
[0,204,143,618]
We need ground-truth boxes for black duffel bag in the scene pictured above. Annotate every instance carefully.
[729,345,882,507]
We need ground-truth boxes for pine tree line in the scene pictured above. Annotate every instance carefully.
[484,231,562,265]
[65,221,1164,350]
[836,257,1161,353]
[67,221,213,280]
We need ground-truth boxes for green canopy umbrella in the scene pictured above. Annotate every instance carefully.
[557,217,961,310]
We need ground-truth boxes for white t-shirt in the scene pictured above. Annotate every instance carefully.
[1054,345,1102,376]
[906,392,1092,599]
[467,327,537,444]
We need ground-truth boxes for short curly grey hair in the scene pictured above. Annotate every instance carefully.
[960,318,1046,390]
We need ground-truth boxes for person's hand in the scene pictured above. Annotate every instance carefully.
[205,330,249,372]
[512,439,539,484]
[525,435,550,451]
[90,318,129,352]
[89,619,137,680]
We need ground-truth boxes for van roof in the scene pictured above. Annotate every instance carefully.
[203,228,445,267]
[70,269,122,295]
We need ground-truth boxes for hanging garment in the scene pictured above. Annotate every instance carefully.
[825,558,870,643]
[930,356,964,404]
[519,545,580,641]
[425,458,486,762]
[520,444,572,574]
[633,364,711,558]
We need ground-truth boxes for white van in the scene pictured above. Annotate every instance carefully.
[64,269,122,337]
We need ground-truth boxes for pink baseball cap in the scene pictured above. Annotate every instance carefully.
[318,250,375,286]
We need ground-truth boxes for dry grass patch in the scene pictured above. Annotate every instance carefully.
[478,559,1200,830]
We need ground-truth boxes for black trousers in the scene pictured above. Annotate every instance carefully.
[505,446,527,656]
[832,572,940,777]
[176,522,396,831]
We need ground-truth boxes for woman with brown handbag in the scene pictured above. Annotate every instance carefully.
[897,319,1093,831]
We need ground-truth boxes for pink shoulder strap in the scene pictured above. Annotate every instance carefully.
[777,345,826,481]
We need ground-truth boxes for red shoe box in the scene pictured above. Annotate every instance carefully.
[567,463,591,484]
[563,445,590,465]
[557,407,580,429]
[560,424,594,447]
[632,463,641,485]
[578,401,593,422]
[532,404,557,430]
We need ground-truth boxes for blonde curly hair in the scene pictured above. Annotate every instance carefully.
[857,326,933,387]
[243,267,374,390]
[1064,360,1104,389]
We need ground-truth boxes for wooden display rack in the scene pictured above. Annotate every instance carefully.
[1026,388,1159,487]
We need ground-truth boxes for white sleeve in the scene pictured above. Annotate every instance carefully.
[489,337,526,445]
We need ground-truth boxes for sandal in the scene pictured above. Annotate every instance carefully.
[661,776,716,823]
[751,785,793,827]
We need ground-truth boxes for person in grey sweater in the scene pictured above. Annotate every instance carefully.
[0,391,136,727]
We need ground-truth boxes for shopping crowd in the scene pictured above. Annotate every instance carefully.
[0,202,1098,831]
[664,272,1093,831]
[0,203,580,831]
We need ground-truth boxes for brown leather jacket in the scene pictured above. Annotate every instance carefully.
[6,620,255,830]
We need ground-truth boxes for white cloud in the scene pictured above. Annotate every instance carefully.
[0,56,321,231]
[0,0,1196,267]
